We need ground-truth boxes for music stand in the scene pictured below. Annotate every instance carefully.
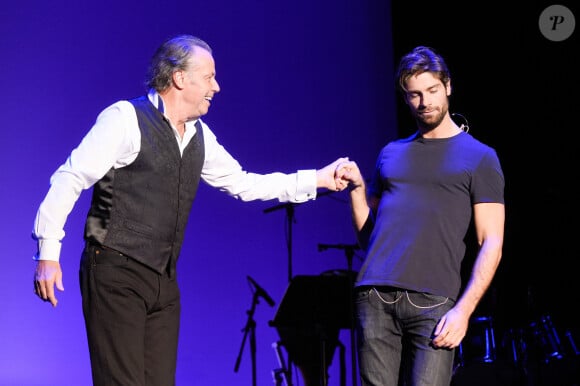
[269,274,352,386]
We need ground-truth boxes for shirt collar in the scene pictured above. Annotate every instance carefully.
[147,89,164,113]
[146,89,201,131]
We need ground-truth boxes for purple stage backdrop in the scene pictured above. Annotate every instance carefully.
[0,1,394,385]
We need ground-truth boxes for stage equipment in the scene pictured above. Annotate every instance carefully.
[269,272,355,386]
[234,276,275,386]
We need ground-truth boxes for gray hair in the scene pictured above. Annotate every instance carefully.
[145,34,212,92]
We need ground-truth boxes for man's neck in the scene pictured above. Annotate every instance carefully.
[419,116,462,139]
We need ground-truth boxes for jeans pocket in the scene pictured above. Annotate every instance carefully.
[91,244,129,266]
[405,291,451,309]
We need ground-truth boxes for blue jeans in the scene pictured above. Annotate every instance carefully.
[355,286,456,386]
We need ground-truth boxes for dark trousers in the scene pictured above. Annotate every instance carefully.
[79,243,181,386]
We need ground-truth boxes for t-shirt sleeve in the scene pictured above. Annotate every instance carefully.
[368,148,385,200]
[472,148,505,204]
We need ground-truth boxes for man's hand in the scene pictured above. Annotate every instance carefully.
[34,260,64,307]
[431,307,469,349]
[317,157,350,191]
[335,160,364,190]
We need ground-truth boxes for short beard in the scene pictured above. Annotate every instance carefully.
[415,104,447,131]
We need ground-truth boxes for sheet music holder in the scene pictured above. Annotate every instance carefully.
[269,273,354,386]
[269,273,353,330]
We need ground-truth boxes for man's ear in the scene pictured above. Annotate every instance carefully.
[173,70,186,90]
[446,80,452,96]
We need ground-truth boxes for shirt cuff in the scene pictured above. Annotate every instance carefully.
[33,239,62,262]
[295,169,317,202]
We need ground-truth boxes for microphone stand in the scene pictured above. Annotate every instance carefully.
[263,202,296,283]
[263,201,296,384]
[263,190,338,385]
[263,190,338,283]
[234,291,261,386]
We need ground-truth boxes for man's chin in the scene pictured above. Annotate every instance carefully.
[192,107,209,119]
[416,118,436,130]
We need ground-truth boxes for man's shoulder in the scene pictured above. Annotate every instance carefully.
[459,132,497,152]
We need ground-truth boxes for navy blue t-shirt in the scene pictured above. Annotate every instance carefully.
[356,131,504,300]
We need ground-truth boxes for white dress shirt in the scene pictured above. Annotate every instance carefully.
[33,91,317,262]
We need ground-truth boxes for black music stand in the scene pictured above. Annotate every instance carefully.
[269,274,352,386]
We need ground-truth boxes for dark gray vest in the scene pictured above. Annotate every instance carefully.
[84,96,205,274]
